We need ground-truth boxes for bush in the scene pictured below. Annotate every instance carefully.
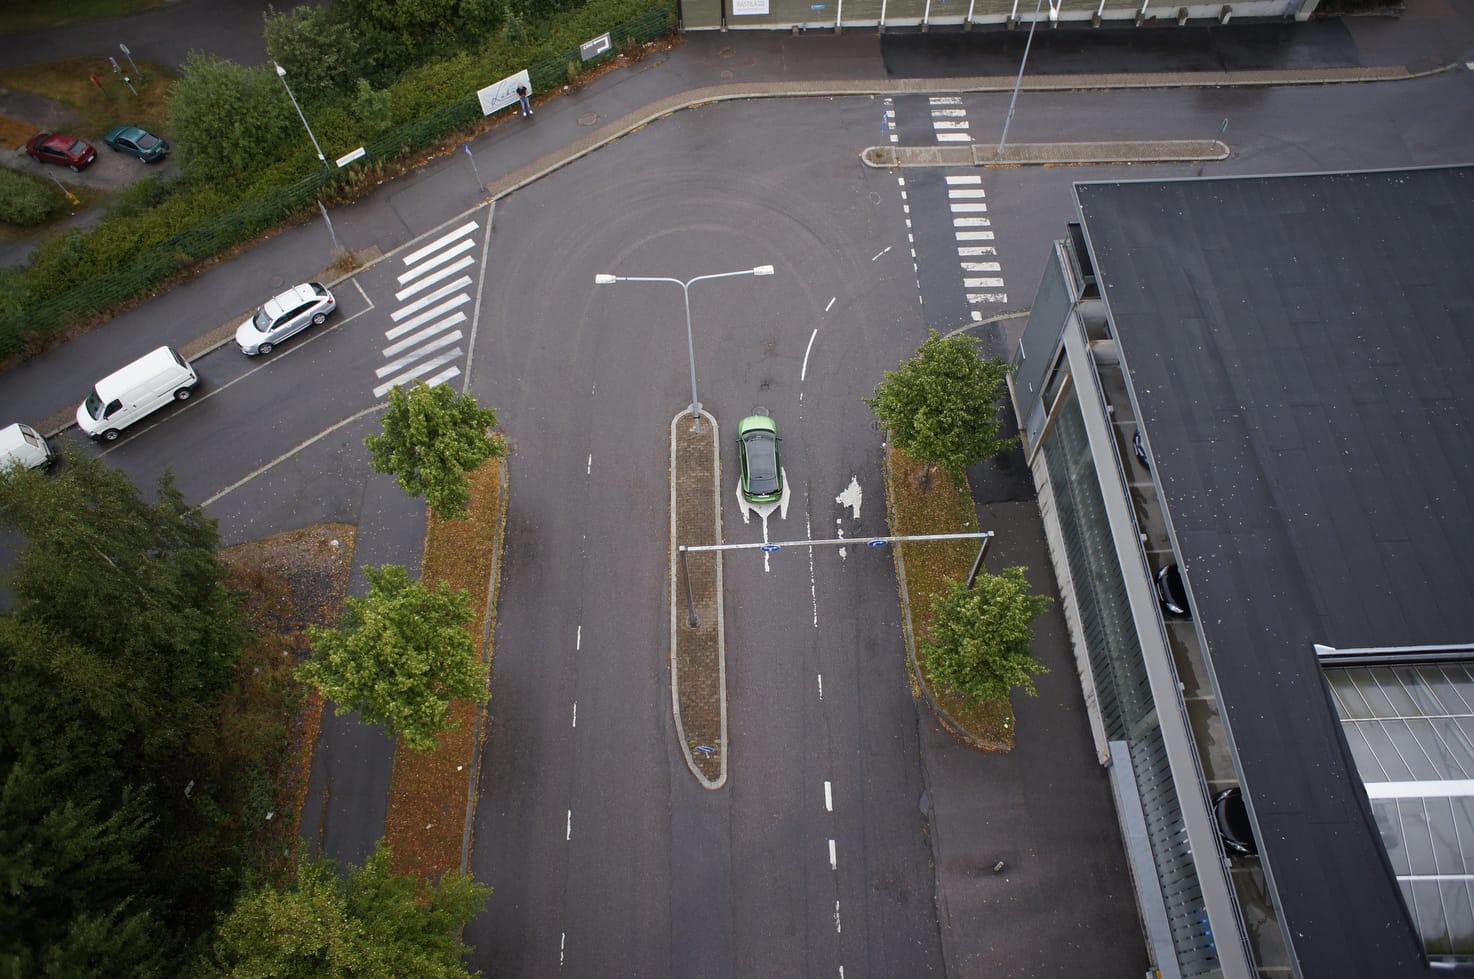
[0,167,62,226]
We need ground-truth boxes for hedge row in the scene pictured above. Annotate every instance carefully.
[0,0,677,360]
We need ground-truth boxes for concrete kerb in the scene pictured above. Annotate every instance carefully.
[862,138,1230,168]
[669,408,728,789]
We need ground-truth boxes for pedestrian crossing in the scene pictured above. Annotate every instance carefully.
[929,96,972,143]
[373,220,478,398]
[946,174,1007,315]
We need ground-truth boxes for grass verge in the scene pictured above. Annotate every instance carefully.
[0,58,176,137]
[884,445,1015,750]
[383,455,506,879]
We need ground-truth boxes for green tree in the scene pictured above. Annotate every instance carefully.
[298,565,486,751]
[168,53,294,182]
[0,454,243,764]
[920,569,1052,705]
[365,382,504,521]
[352,78,395,133]
[264,5,366,103]
[865,329,1016,480]
[210,842,489,977]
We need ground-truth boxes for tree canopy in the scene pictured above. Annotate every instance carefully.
[210,841,489,978]
[920,568,1052,705]
[168,53,295,182]
[298,564,486,751]
[865,329,1016,480]
[365,382,504,521]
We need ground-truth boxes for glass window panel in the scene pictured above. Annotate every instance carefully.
[1328,670,1375,720]
[1426,797,1461,876]
[1425,718,1474,780]
[1394,667,1453,718]
[1344,722,1389,780]
[1375,799,1412,876]
[1352,668,1400,719]
[1440,879,1474,955]
[1400,719,1456,780]
[1359,722,1415,780]
[1387,721,1440,780]
[1400,799,1438,876]
[1412,879,1453,956]
[1371,667,1419,717]
[1454,798,1474,876]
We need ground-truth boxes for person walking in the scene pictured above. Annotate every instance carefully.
[516,84,533,118]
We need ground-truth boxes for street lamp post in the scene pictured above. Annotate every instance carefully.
[274,62,327,169]
[997,0,1047,155]
[594,265,775,429]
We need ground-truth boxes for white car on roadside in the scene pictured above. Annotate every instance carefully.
[0,422,53,470]
[235,281,336,356]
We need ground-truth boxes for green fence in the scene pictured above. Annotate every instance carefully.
[0,5,675,360]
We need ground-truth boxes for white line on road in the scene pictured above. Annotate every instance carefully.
[398,237,476,283]
[961,262,1002,272]
[950,202,989,213]
[933,120,970,130]
[817,674,824,701]
[385,295,470,339]
[382,312,465,356]
[586,453,592,476]
[577,625,581,650]
[352,278,374,308]
[946,174,982,184]
[560,932,566,967]
[953,216,992,228]
[964,277,1007,289]
[959,246,998,256]
[829,839,837,870]
[201,404,384,506]
[937,133,973,142]
[390,277,472,321]
[871,245,891,261]
[834,901,842,933]
[824,781,833,812]
[372,349,462,397]
[929,96,962,105]
[948,188,987,199]
[420,365,460,389]
[806,513,819,627]
[566,810,572,841]
[955,230,996,241]
[375,330,463,377]
[824,296,836,313]
[572,702,577,728]
[800,328,818,382]
[395,256,475,301]
[402,220,477,266]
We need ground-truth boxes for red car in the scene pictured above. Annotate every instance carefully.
[24,132,97,172]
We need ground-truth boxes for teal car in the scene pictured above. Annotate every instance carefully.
[736,414,783,504]
[104,125,169,163]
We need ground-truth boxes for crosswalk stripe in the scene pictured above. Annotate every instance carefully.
[936,133,972,142]
[955,231,995,240]
[967,293,1009,303]
[953,216,992,227]
[373,349,464,398]
[386,295,470,339]
[933,121,970,130]
[950,203,988,212]
[964,277,1006,288]
[929,96,962,105]
[961,262,1001,272]
[396,256,475,301]
[376,331,463,378]
[946,175,982,184]
[931,108,967,117]
[391,277,473,321]
[382,312,467,357]
[398,238,477,283]
[402,221,477,266]
[958,245,997,256]
[419,365,461,390]
[948,189,986,199]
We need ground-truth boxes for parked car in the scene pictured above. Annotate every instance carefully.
[1212,786,1258,857]
[235,282,337,356]
[0,422,53,471]
[1156,563,1191,618]
[1133,428,1150,471]
[736,414,783,504]
[24,132,96,172]
[76,345,198,442]
[103,124,169,163]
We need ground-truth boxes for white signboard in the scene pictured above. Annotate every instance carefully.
[732,0,770,13]
[580,33,612,62]
[477,68,531,116]
[335,146,366,168]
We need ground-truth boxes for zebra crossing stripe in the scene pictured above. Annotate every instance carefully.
[382,312,467,357]
[929,96,962,105]
[948,189,986,199]
[398,238,477,284]
[386,295,470,339]
[946,175,982,184]
[419,366,462,389]
[953,217,992,228]
[373,349,465,398]
[950,203,988,213]
[958,246,997,256]
[956,230,995,240]
[391,277,473,321]
[961,262,1001,272]
[376,331,463,378]
[967,293,1009,304]
[396,256,475,301]
[937,133,972,142]
[402,221,477,266]
[964,277,1006,289]
[933,121,970,130]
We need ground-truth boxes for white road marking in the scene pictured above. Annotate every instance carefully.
[871,245,891,261]
[395,256,475,301]
[834,901,842,933]
[376,331,462,377]
[372,349,463,397]
[946,174,982,184]
[390,277,473,321]
[963,277,1006,289]
[586,454,592,476]
[560,932,566,967]
[817,674,824,701]
[937,133,973,142]
[933,120,970,130]
[950,203,988,213]
[824,296,836,313]
[572,702,577,728]
[955,230,995,241]
[961,262,1001,272]
[352,279,374,307]
[566,810,572,840]
[397,237,476,283]
[931,108,967,117]
[929,96,962,105]
[825,781,833,811]
[801,328,818,382]
[577,624,582,650]
[967,293,1010,304]
[959,245,997,256]
[202,403,384,506]
[835,476,862,519]
[806,513,819,628]
[829,839,837,870]
[402,220,478,265]
[420,365,460,389]
[382,312,466,356]
[953,216,992,228]
[948,188,987,199]
[386,295,470,339]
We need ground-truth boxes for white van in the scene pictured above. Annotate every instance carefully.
[0,422,53,470]
[76,345,199,441]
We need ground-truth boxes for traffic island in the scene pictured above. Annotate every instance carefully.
[669,409,727,788]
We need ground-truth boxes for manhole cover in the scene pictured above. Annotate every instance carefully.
[577,112,600,127]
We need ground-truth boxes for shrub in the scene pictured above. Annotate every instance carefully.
[0,167,62,226]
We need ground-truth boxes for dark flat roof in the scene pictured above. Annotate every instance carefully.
[1076,165,1474,978]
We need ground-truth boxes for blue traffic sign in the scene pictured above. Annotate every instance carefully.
[760,544,781,552]
[867,539,889,547]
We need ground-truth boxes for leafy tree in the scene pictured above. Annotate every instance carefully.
[0,453,243,765]
[353,79,395,134]
[920,569,1052,705]
[264,5,366,103]
[298,565,486,751]
[865,329,1016,480]
[168,53,294,182]
[365,382,504,521]
[210,842,489,977]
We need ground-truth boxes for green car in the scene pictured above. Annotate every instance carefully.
[104,125,169,163]
[736,414,783,504]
